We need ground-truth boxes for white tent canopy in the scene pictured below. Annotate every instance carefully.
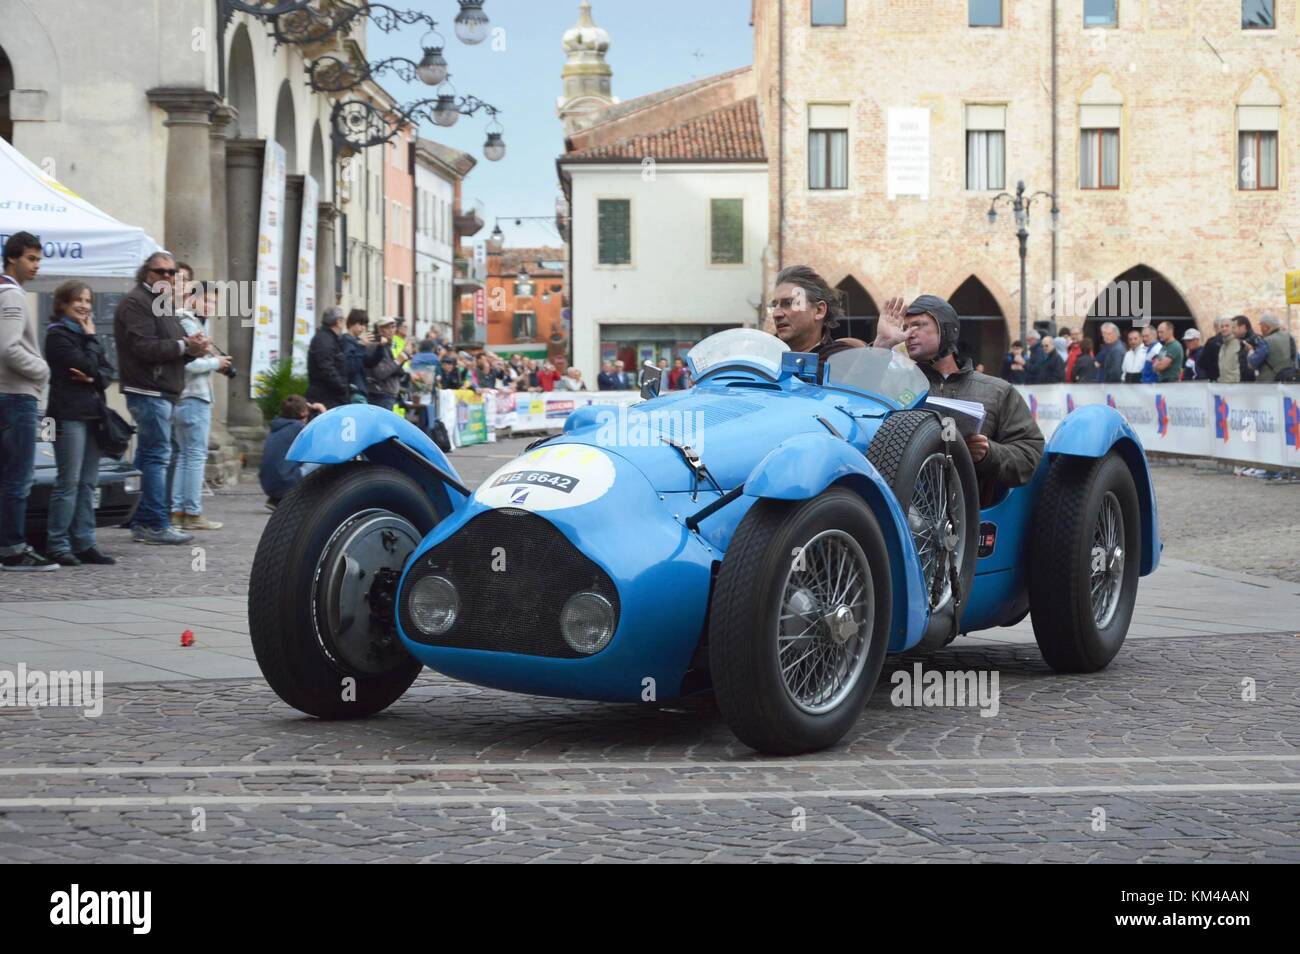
[0,136,160,285]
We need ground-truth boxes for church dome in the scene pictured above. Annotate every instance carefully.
[562,2,609,54]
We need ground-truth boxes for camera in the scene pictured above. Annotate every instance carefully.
[218,363,238,380]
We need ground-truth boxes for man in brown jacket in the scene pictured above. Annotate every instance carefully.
[113,251,208,545]
[874,294,1044,488]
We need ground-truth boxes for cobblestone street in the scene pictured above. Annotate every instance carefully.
[0,440,1297,862]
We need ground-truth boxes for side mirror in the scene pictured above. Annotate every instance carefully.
[639,360,666,399]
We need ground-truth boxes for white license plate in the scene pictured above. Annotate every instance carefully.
[92,487,102,509]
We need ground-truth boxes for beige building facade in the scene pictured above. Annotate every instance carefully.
[752,0,1299,370]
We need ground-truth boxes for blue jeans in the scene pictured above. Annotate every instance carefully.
[125,393,174,530]
[170,397,211,516]
[0,393,39,555]
[48,419,101,554]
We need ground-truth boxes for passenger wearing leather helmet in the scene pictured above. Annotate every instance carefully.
[873,294,1044,488]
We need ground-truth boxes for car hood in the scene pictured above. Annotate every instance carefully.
[551,383,883,492]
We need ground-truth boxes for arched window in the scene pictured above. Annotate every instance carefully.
[950,275,1007,373]
[1085,264,1194,340]
[834,276,877,341]
[227,25,258,139]
[0,44,14,144]
[274,81,297,170]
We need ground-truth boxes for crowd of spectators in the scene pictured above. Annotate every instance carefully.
[1001,317,1296,386]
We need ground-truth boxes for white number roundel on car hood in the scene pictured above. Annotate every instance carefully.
[474,444,617,512]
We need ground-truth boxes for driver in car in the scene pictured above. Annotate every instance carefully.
[873,294,1044,488]
[769,265,867,364]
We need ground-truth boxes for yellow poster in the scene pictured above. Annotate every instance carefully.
[1286,270,1300,305]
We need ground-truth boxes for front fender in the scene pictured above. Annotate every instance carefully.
[288,404,465,520]
[743,431,929,653]
[1045,403,1160,574]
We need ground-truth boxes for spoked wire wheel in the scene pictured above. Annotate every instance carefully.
[778,529,875,715]
[866,410,978,649]
[907,451,964,610]
[708,488,893,754]
[1089,491,1125,630]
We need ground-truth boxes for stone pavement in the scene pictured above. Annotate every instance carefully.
[0,634,1296,861]
[0,437,1297,862]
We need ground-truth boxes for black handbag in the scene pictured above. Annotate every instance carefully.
[95,396,136,460]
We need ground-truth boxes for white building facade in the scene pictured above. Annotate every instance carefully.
[562,160,768,379]
[414,138,476,341]
[559,67,768,381]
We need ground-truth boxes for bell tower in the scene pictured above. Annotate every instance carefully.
[558,1,616,133]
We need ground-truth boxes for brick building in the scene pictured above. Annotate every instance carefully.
[752,0,1299,371]
[462,245,568,361]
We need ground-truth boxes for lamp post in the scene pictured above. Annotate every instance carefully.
[987,180,1059,347]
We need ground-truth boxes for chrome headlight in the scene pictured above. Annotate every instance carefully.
[559,591,615,654]
[409,575,459,635]
[123,476,141,494]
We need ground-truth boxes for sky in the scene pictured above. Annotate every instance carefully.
[368,0,755,248]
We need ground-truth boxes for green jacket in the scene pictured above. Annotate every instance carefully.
[922,359,1045,487]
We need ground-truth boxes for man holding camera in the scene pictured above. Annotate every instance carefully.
[168,263,229,532]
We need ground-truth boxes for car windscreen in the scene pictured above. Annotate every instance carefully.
[823,347,929,407]
[686,328,790,380]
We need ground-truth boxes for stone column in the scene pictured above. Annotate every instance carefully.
[317,202,340,311]
[280,175,305,365]
[145,87,222,278]
[224,138,265,434]
[207,105,238,470]
[208,105,237,281]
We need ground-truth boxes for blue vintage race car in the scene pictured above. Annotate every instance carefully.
[249,329,1158,754]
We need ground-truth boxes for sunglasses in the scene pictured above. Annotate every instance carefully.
[150,268,178,276]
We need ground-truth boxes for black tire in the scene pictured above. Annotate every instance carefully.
[1028,452,1141,672]
[867,410,978,647]
[249,462,440,718]
[708,487,893,755]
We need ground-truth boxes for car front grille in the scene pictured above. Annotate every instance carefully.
[400,508,620,658]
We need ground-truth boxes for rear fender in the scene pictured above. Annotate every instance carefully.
[287,404,466,520]
[1045,404,1160,574]
[743,432,929,652]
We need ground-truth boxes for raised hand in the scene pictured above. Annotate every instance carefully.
[874,296,908,348]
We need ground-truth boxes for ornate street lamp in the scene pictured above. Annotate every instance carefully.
[218,0,485,48]
[454,0,491,45]
[483,116,507,162]
[307,52,446,93]
[330,94,504,157]
[986,180,1060,347]
[415,34,449,86]
[221,1,501,160]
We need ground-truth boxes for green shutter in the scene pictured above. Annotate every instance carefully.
[710,198,744,265]
[597,199,631,265]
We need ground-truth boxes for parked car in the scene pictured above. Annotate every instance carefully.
[249,329,1159,754]
[25,442,141,549]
